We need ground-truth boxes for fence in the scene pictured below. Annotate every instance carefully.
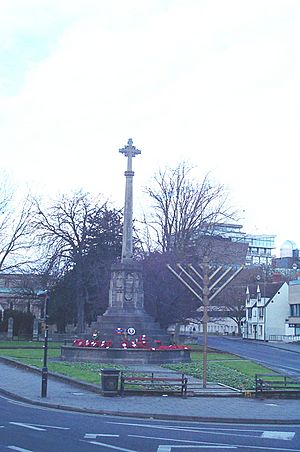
[268,335,300,343]
[255,373,300,396]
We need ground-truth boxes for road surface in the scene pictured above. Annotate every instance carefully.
[1,394,300,451]
[200,336,300,378]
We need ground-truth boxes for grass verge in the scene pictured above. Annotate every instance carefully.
[0,344,272,389]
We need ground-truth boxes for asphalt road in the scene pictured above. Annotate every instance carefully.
[200,336,300,378]
[1,394,300,451]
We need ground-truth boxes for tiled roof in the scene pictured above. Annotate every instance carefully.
[248,281,285,300]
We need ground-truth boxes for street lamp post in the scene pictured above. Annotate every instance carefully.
[41,290,49,398]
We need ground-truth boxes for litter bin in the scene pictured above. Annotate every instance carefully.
[100,369,120,396]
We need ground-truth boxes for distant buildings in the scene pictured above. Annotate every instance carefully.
[176,310,239,338]
[242,275,300,341]
[0,274,45,322]
[207,223,300,272]
[179,224,300,342]
[206,223,276,266]
[242,281,294,341]
[273,240,300,272]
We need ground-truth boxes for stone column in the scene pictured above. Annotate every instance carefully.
[105,139,144,314]
[93,139,169,345]
[119,138,141,263]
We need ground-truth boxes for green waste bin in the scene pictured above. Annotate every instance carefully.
[100,369,120,396]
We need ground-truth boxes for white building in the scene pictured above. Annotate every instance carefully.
[168,306,240,343]
[181,317,239,336]
[243,281,294,341]
[288,278,300,337]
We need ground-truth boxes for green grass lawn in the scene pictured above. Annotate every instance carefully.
[0,340,63,348]
[0,346,126,385]
[0,343,272,390]
[191,351,239,361]
[163,350,272,389]
[0,347,61,360]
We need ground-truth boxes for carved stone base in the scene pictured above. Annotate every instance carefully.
[92,310,169,346]
[90,260,169,346]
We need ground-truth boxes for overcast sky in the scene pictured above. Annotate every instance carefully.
[1,0,299,255]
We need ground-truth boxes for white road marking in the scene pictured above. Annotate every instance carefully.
[109,421,295,440]
[24,423,70,430]
[261,431,295,440]
[107,421,261,433]
[9,422,45,431]
[87,441,139,451]
[130,434,235,446]
[7,447,33,452]
[9,422,69,431]
[130,435,300,451]
[84,433,120,438]
[157,446,235,450]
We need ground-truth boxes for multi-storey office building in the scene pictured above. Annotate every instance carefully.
[203,223,276,266]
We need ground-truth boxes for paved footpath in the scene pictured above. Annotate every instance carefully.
[0,341,300,424]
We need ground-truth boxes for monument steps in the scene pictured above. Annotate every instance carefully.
[90,311,170,345]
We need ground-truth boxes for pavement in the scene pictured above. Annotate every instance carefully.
[0,340,300,424]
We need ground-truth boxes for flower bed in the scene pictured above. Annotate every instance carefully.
[73,338,191,351]
[73,339,112,348]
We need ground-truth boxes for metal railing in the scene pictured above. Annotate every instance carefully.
[268,335,300,343]
[255,373,300,395]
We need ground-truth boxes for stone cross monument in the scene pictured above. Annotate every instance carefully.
[92,139,169,345]
[119,138,141,263]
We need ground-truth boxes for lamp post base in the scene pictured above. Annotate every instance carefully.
[41,366,48,398]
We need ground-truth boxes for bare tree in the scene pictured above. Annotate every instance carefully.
[33,190,111,332]
[0,180,37,273]
[143,162,237,254]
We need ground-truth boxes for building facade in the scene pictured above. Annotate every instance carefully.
[0,274,45,321]
[180,317,239,336]
[288,278,300,336]
[206,223,276,266]
[243,281,295,341]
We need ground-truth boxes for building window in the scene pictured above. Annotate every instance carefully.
[247,308,252,319]
[290,304,300,317]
